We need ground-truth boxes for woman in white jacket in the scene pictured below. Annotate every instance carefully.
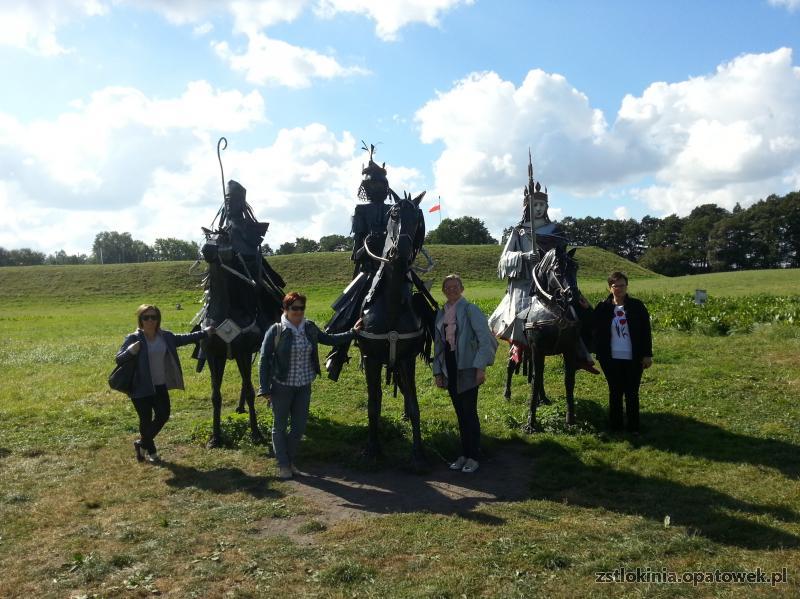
[433,274,498,473]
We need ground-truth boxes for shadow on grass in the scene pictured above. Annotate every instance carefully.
[637,412,800,478]
[0,447,10,459]
[161,461,283,500]
[531,440,800,550]
[290,414,534,524]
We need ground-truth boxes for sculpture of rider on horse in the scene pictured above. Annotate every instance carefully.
[488,151,597,428]
[191,137,286,448]
[325,143,438,468]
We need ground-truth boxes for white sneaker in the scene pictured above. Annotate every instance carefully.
[146,452,161,463]
[461,458,479,473]
[278,465,293,480]
[449,456,467,470]
[289,463,302,476]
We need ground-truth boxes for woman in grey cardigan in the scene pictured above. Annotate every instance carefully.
[433,275,498,473]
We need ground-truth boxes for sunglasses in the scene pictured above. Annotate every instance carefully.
[288,305,306,312]
[141,314,159,321]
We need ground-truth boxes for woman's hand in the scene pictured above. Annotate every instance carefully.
[353,318,364,331]
[475,368,486,385]
[642,357,653,369]
[204,325,216,336]
[435,375,446,389]
[128,341,141,355]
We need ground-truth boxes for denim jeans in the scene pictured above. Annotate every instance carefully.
[270,382,312,466]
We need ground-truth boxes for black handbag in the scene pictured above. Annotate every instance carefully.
[109,358,136,394]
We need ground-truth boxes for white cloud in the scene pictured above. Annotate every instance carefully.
[0,82,266,253]
[613,206,629,220]
[415,48,800,230]
[3,1,465,88]
[769,0,800,12]
[193,22,214,36]
[213,33,367,88]
[315,0,474,41]
[0,0,108,56]
[0,89,421,253]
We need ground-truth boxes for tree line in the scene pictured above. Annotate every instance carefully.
[2,192,798,274]
[556,191,800,275]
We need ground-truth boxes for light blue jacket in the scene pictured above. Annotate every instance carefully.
[433,297,498,393]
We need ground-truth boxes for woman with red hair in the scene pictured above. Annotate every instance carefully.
[258,292,362,479]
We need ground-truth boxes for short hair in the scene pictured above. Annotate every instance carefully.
[607,271,628,286]
[136,304,161,329]
[282,291,307,310]
[441,274,464,291]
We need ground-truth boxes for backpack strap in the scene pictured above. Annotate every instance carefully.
[274,322,284,351]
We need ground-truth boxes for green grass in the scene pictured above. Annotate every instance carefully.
[0,253,799,597]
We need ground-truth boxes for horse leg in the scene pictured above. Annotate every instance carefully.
[564,353,576,426]
[396,358,427,471]
[504,356,515,400]
[235,351,265,445]
[524,351,546,433]
[207,352,226,448]
[539,354,552,406]
[363,357,383,460]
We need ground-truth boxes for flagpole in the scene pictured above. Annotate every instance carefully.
[439,195,442,225]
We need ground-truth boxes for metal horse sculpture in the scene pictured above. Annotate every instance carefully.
[353,191,437,469]
[520,246,583,432]
[192,137,285,448]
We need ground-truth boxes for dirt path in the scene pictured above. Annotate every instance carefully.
[257,448,534,543]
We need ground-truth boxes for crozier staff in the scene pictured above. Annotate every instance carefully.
[116,304,214,463]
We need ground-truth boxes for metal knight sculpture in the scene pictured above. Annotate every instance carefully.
[192,137,285,448]
[489,151,596,403]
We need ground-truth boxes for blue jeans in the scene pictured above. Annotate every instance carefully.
[270,382,312,466]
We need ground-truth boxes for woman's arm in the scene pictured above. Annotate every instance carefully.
[115,334,139,366]
[466,304,498,370]
[171,328,209,348]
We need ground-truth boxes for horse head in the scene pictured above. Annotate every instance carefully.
[362,190,426,272]
[532,246,579,311]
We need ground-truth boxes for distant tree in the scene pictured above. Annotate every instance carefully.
[599,218,643,262]
[276,241,296,255]
[679,204,730,272]
[319,234,352,252]
[500,226,514,246]
[153,238,200,261]
[92,231,153,264]
[261,244,274,256]
[45,250,88,265]
[638,246,691,276]
[293,237,320,253]
[0,247,46,266]
[647,214,683,249]
[425,216,497,245]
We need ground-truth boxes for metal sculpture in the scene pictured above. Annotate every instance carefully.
[488,152,595,403]
[324,145,437,466]
[192,137,286,448]
[351,189,437,468]
[520,246,583,431]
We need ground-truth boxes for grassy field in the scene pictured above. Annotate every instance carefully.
[0,251,799,597]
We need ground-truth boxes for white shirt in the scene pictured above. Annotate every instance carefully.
[610,304,633,360]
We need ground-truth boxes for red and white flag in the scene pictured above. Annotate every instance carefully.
[428,204,441,213]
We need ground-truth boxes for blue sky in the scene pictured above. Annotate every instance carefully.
[1,0,800,254]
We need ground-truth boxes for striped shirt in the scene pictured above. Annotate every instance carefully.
[276,316,316,387]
